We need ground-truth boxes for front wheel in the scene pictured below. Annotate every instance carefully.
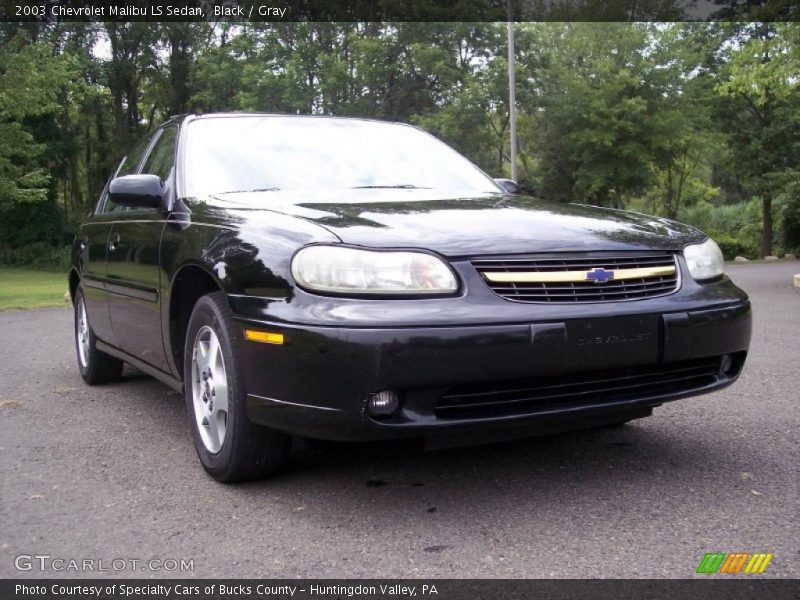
[74,287,124,385]
[184,292,291,482]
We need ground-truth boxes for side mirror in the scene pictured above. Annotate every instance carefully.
[494,178,520,194]
[108,174,164,209]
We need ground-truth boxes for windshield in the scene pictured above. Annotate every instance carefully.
[184,116,501,198]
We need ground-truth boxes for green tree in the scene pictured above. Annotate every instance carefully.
[0,33,81,206]
[103,23,160,154]
[716,23,800,256]
[519,23,666,206]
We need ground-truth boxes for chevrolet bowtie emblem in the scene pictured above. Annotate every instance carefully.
[585,267,614,283]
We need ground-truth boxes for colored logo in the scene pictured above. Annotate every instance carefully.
[696,552,773,574]
[585,267,614,283]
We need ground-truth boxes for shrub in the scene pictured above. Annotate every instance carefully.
[0,243,71,271]
[0,200,73,248]
[782,196,800,253]
[707,232,752,260]
[679,198,763,259]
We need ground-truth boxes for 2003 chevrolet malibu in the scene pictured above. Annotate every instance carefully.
[70,113,751,482]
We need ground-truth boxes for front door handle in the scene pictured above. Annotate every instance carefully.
[108,232,121,252]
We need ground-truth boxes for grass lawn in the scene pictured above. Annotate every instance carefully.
[0,268,69,311]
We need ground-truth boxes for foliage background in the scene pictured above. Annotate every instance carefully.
[0,21,798,269]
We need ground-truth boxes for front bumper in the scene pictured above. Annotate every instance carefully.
[232,285,751,444]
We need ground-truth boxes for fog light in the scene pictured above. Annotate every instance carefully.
[367,390,400,418]
[720,354,734,376]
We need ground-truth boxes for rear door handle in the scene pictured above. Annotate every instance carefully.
[108,232,121,252]
[78,235,88,250]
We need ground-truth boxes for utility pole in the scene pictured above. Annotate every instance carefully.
[507,0,517,182]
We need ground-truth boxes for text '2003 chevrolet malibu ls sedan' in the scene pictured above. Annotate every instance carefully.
[70,113,751,482]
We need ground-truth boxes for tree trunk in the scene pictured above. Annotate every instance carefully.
[169,29,191,115]
[663,169,675,219]
[107,24,131,157]
[761,194,772,258]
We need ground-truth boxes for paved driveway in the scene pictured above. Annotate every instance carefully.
[1,262,797,578]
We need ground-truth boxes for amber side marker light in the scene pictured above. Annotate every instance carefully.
[244,329,285,345]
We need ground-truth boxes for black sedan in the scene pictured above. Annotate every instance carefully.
[70,113,751,482]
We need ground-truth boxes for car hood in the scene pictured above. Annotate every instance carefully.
[206,189,705,257]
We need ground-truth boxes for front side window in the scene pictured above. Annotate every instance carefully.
[184,116,501,199]
[99,131,157,214]
[142,126,178,182]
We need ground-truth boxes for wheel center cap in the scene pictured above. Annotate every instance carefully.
[202,376,215,412]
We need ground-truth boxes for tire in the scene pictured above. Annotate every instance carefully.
[596,420,632,429]
[595,414,648,429]
[74,287,124,385]
[183,292,291,482]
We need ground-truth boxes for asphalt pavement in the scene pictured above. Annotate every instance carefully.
[1,261,797,579]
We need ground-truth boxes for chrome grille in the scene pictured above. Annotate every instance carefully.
[472,253,679,303]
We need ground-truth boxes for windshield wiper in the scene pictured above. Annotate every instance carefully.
[217,187,281,194]
[351,184,431,189]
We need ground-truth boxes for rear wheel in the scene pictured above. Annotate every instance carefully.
[184,292,291,482]
[74,287,124,384]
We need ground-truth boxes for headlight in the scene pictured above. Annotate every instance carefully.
[291,245,458,295]
[684,238,724,281]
